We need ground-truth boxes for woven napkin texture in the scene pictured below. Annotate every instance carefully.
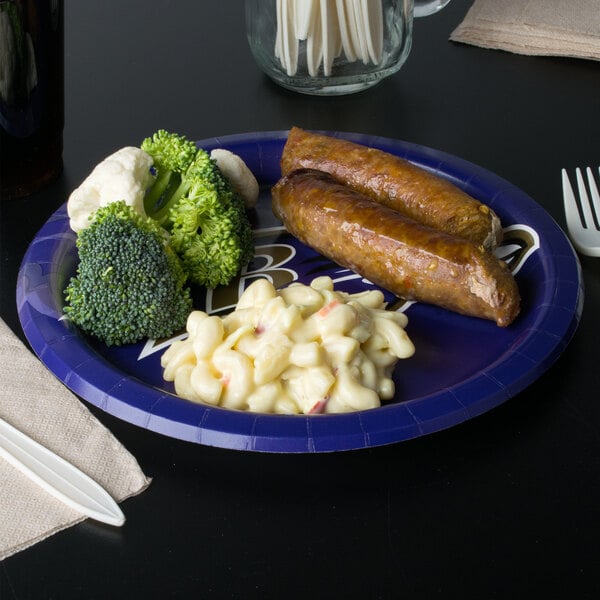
[450,0,600,61]
[0,317,151,561]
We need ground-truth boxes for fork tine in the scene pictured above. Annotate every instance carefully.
[562,169,582,230]
[563,167,600,257]
[575,168,595,229]
[586,167,600,227]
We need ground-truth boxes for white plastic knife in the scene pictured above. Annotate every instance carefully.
[0,416,125,527]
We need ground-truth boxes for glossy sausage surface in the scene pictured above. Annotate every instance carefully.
[280,127,503,250]
[272,169,520,327]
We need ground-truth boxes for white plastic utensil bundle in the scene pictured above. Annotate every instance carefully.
[275,0,384,76]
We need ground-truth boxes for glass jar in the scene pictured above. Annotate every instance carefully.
[245,0,451,95]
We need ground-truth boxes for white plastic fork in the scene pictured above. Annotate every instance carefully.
[561,167,600,257]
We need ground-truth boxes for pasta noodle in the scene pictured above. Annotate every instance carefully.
[161,277,415,414]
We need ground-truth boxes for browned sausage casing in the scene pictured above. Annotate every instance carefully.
[272,169,520,327]
[280,127,503,250]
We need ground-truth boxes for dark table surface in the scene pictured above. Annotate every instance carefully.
[1,1,599,598]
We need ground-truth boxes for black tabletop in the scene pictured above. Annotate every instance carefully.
[1,1,599,598]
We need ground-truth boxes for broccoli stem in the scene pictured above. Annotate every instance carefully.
[144,169,173,217]
[145,172,197,226]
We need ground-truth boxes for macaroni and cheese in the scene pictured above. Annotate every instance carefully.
[161,276,415,414]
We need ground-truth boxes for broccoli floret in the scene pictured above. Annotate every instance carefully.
[168,152,254,289]
[64,201,193,346]
[141,129,199,224]
[141,129,254,289]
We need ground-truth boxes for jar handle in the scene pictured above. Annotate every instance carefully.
[414,0,451,18]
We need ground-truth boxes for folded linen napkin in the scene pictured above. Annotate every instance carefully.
[0,317,151,561]
[450,0,600,62]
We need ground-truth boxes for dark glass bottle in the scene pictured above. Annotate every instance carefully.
[0,0,64,198]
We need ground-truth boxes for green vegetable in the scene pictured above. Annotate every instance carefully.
[141,129,199,224]
[64,201,192,346]
[141,129,254,288]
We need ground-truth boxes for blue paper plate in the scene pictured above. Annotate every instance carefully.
[16,131,583,452]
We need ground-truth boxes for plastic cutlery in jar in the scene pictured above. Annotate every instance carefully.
[562,167,600,257]
[0,416,125,527]
[245,0,453,95]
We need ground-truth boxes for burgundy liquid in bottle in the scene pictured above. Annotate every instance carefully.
[0,0,64,198]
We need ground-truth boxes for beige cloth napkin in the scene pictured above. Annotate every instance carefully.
[0,317,151,561]
[450,0,600,61]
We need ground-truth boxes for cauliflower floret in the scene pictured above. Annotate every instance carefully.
[210,148,259,209]
[67,146,154,232]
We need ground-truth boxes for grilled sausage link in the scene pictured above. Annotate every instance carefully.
[272,169,520,327]
[280,127,503,250]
